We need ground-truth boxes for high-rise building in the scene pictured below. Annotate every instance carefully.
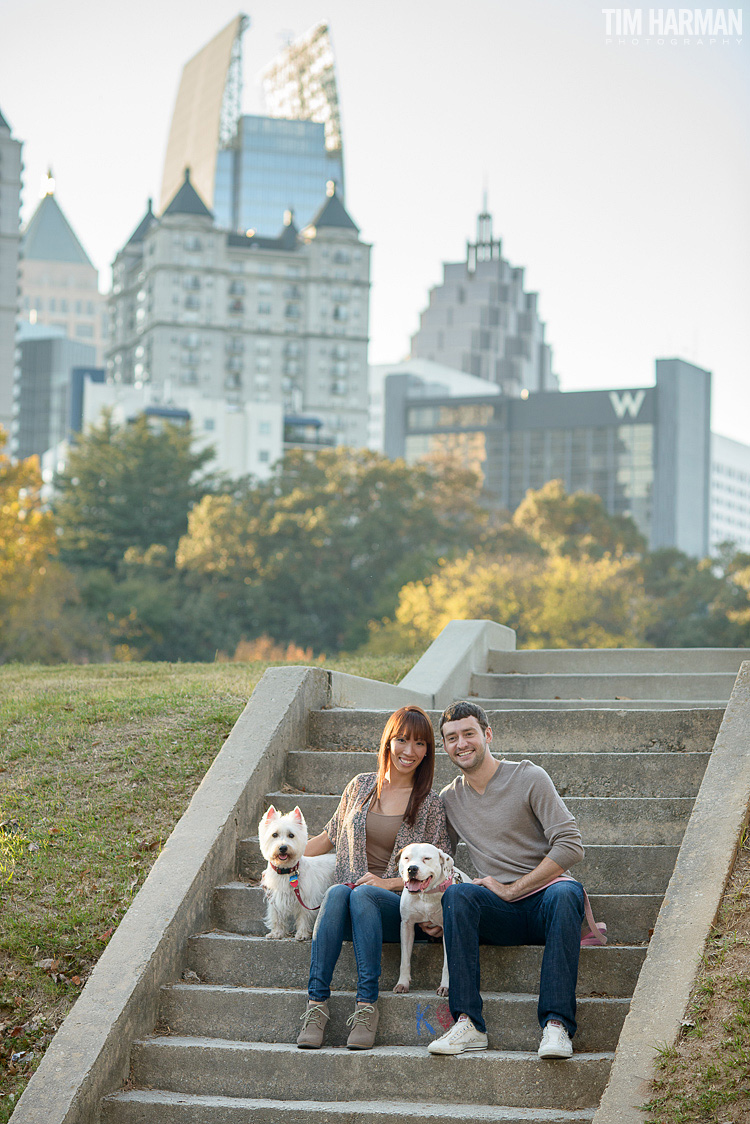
[411,206,558,397]
[106,172,370,474]
[710,434,750,554]
[15,325,99,459]
[260,21,344,196]
[385,357,713,556]
[160,17,345,238]
[213,115,344,237]
[159,15,248,219]
[18,174,108,364]
[0,105,22,437]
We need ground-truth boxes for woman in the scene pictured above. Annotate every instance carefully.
[297,704,450,1050]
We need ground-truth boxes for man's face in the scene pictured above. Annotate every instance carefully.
[441,715,492,773]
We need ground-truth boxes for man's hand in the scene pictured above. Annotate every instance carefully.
[472,875,517,900]
[420,922,443,938]
[472,857,567,902]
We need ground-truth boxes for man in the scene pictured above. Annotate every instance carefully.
[427,700,585,1059]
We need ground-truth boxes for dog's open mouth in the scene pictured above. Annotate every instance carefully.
[405,875,433,893]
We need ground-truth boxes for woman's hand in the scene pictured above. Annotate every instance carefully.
[354,873,403,892]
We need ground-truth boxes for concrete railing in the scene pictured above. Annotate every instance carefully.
[399,619,516,708]
[593,659,750,1123]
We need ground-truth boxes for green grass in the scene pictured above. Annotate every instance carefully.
[0,654,414,1120]
[642,830,750,1123]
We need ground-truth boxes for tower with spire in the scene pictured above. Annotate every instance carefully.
[0,105,23,437]
[410,201,558,397]
[18,174,108,365]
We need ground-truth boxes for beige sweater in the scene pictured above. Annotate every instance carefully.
[440,758,584,883]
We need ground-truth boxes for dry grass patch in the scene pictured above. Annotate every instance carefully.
[644,829,750,1123]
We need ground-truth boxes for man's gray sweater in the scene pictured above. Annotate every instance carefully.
[440,758,584,883]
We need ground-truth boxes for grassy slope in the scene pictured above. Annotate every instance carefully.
[0,655,412,1120]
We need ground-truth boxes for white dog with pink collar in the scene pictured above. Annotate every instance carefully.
[394,843,469,997]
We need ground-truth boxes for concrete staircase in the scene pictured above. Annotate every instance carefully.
[101,649,731,1124]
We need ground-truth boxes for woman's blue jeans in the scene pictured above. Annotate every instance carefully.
[441,880,586,1037]
[308,883,402,1004]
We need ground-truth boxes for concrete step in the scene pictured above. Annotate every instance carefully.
[265,792,694,845]
[470,672,736,702]
[239,841,679,894]
[307,708,722,753]
[129,1039,613,1109]
[159,984,629,1052]
[186,934,645,998]
[212,885,662,946]
[486,648,748,675]
[467,699,726,711]
[284,750,710,798]
[103,1090,597,1124]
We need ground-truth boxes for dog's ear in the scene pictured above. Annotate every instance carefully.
[291,806,305,825]
[261,805,278,824]
[439,850,454,877]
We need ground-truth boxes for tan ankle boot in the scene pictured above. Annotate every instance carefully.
[297,1001,329,1048]
[345,1002,379,1049]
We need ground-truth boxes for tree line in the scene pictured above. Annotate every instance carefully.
[1,417,748,665]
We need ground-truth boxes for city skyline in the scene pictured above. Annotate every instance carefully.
[1,0,748,443]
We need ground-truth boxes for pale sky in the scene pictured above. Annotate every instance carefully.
[2,0,748,442]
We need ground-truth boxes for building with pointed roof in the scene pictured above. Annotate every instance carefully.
[104,179,370,475]
[19,174,108,365]
[411,206,558,397]
[0,105,22,436]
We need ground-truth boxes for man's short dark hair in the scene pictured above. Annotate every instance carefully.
[439,700,490,736]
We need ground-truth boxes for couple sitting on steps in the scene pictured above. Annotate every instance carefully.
[297,700,586,1057]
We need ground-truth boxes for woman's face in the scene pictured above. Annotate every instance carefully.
[388,729,428,780]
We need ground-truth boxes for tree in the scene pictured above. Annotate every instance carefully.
[370,549,648,653]
[0,428,104,663]
[512,479,646,559]
[177,447,488,652]
[54,413,217,572]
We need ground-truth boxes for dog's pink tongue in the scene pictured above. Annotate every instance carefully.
[406,877,431,892]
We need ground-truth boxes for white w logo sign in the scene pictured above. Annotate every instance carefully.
[609,390,646,420]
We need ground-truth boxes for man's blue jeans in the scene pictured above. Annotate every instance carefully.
[308,883,402,1004]
[442,880,586,1037]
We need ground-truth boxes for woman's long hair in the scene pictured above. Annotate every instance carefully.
[375,705,435,826]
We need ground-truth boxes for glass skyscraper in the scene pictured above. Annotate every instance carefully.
[160,19,346,238]
[214,115,344,236]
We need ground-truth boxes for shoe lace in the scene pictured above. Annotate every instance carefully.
[300,1004,328,1030]
[346,1004,375,1028]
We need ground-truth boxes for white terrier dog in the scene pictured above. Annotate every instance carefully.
[393,843,468,997]
[258,805,336,940]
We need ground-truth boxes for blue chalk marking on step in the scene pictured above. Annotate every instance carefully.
[416,1002,435,1037]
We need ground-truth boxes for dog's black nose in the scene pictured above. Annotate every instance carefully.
[407,866,419,878]
[278,844,288,854]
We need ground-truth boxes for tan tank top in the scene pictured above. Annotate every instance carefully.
[365,810,402,877]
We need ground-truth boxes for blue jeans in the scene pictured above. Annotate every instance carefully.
[442,880,586,1037]
[308,883,403,1004]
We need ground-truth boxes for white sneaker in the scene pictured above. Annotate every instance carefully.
[428,1015,488,1055]
[538,1020,573,1059]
